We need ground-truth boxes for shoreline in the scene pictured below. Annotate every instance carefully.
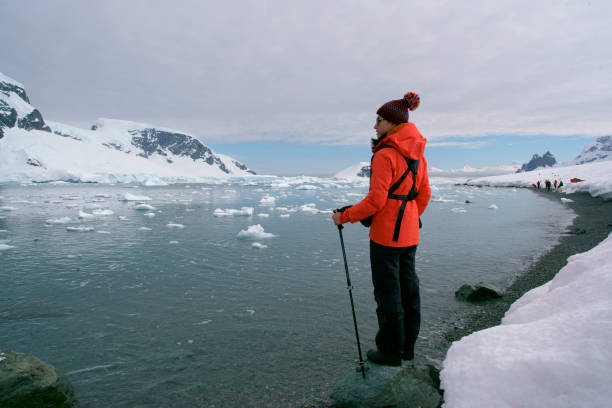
[444,189,612,344]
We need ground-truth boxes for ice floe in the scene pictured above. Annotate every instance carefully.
[167,223,184,229]
[66,226,95,232]
[237,224,277,240]
[252,242,268,249]
[134,204,155,211]
[213,207,254,217]
[46,217,71,224]
[259,195,276,206]
[93,209,114,216]
[122,193,152,201]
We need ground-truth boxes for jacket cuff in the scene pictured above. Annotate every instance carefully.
[340,210,350,224]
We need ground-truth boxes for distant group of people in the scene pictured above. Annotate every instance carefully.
[533,179,563,191]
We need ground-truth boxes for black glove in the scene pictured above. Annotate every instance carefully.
[334,205,352,213]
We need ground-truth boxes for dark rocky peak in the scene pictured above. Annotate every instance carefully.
[516,151,557,173]
[357,164,371,178]
[0,72,51,137]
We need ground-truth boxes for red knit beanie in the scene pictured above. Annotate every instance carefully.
[376,92,420,124]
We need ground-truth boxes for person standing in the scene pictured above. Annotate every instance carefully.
[332,92,431,366]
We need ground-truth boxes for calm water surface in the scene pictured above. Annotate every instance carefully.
[0,181,574,407]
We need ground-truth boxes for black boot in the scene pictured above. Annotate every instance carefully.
[367,349,401,366]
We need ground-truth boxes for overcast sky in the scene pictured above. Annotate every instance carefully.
[2,0,611,175]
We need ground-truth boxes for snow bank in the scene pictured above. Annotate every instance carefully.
[441,232,612,408]
[467,160,612,199]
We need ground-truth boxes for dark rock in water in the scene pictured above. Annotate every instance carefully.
[0,350,79,407]
[465,200,471,204]
[567,227,587,235]
[455,283,502,302]
[329,360,441,408]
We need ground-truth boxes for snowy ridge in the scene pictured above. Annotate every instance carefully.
[0,71,255,184]
[466,160,612,199]
[565,135,612,165]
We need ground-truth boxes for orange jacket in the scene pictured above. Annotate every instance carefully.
[340,123,431,247]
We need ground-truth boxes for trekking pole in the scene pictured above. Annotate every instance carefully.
[333,208,367,378]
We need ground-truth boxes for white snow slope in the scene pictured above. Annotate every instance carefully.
[0,72,254,184]
[441,161,612,407]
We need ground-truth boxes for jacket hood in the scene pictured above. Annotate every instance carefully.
[373,123,426,160]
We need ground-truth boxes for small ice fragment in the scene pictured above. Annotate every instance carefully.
[296,184,319,190]
[78,210,94,219]
[46,217,71,224]
[193,320,212,325]
[561,198,574,203]
[92,209,114,216]
[143,212,156,217]
[259,195,276,206]
[122,193,152,201]
[280,214,290,218]
[0,244,15,251]
[169,241,179,244]
[134,204,155,211]
[237,224,277,240]
[0,206,17,212]
[97,231,111,234]
[138,227,152,231]
[488,204,498,210]
[119,216,129,221]
[66,226,95,232]
[167,223,184,229]
[451,207,467,213]
[252,242,268,249]
[246,309,255,316]
[213,207,253,217]
[257,213,269,218]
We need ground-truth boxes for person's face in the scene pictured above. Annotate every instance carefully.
[373,116,396,139]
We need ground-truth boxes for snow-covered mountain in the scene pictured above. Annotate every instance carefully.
[333,161,370,181]
[565,136,612,165]
[516,151,557,173]
[0,71,255,184]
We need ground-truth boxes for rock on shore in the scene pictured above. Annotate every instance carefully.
[329,360,441,408]
[0,350,79,408]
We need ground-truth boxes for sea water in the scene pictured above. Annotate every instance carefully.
[0,181,574,407]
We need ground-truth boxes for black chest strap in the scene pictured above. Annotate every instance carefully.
[373,144,420,241]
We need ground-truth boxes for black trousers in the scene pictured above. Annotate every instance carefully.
[370,240,420,357]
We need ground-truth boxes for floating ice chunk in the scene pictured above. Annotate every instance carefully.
[0,230,7,233]
[257,213,270,218]
[296,184,319,190]
[93,209,114,216]
[167,223,185,229]
[488,204,499,210]
[213,207,254,217]
[280,214,290,218]
[561,198,574,203]
[237,224,277,240]
[138,227,152,231]
[46,217,71,224]
[78,210,94,219]
[252,242,268,249]
[433,196,456,203]
[0,206,17,212]
[246,309,255,316]
[193,320,212,325]
[259,195,276,206]
[143,212,156,217]
[169,241,179,244]
[134,204,155,211]
[300,203,325,214]
[451,207,467,213]
[97,231,111,234]
[122,193,152,201]
[66,226,95,232]
[118,216,129,221]
[0,244,14,251]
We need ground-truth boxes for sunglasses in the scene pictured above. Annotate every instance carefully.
[375,117,383,125]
